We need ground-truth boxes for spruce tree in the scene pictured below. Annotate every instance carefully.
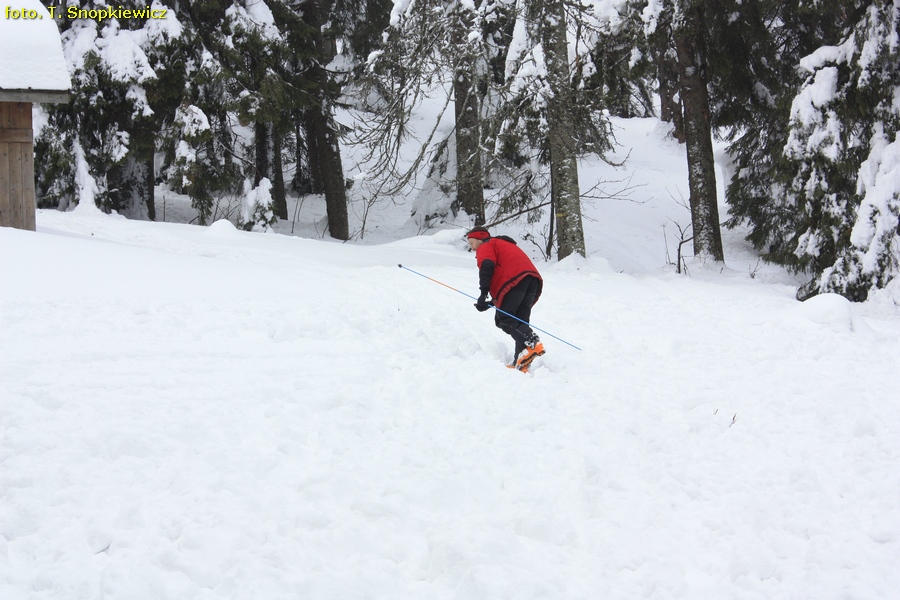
[583,0,656,119]
[221,1,292,220]
[717,0,900,301]
[161,3,243,225]
[35,2,247,223]
[781,0,900,300]
[722,0,853,268]
[36,2,173,213]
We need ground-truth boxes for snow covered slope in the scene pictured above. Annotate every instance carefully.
[2,193,900,598]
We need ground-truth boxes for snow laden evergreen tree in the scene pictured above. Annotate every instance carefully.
[168,102,220,224]
[170,1,299,226]
[132,11,192,222]
[177,1,347,233]
[289,0,389,211]
[722,0,854,273]
[708,0,900,302]
[35,1,186,215]
[489,0,618,258]
[779,0,900,301]
[157,3,244,225]
[36,1,352,234]
[227,2,289,218]
[35,2,247,223]
[239,177,278,231]
[582,0,656,119]
[189,0,353,237]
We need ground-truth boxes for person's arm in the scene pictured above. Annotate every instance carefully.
[478,259,495,296]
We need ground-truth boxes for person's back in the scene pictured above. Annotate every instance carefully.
[474,236,543,308]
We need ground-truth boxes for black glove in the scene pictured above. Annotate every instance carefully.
[475,294,492,312]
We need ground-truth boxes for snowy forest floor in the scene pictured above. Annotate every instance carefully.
[2,116,900,599]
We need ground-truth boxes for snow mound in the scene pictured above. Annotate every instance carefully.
[204,219,241,238]
[791,293,876,335]
[799,293,852,325]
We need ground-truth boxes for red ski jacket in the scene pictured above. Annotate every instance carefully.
[475,237,543,307]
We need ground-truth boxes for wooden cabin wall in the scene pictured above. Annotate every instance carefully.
[0,102,36,231]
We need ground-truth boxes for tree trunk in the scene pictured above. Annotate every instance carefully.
[272,127,288,219]
[254,120,269,187]
[145,156,156,221]
[254,120,289,219]
[306,0,349,240]
[306,113,349,240]
[302,110,325,194]
[673,0,723,262]
[450,9,485,225]
[541,0,585,259]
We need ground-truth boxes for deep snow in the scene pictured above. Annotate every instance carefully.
[2,117,900,599]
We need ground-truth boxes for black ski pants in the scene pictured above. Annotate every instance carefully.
[495,275,541,358]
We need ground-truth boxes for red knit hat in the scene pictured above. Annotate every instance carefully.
[466,228,490,241]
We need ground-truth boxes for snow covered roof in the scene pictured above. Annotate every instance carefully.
[0,0,71,102]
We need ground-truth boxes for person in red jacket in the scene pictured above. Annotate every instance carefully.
[467,226,545,371]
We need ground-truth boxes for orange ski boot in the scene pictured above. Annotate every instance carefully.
[515,338,545,371]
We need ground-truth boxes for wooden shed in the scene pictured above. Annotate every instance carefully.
[0,0,71,231]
